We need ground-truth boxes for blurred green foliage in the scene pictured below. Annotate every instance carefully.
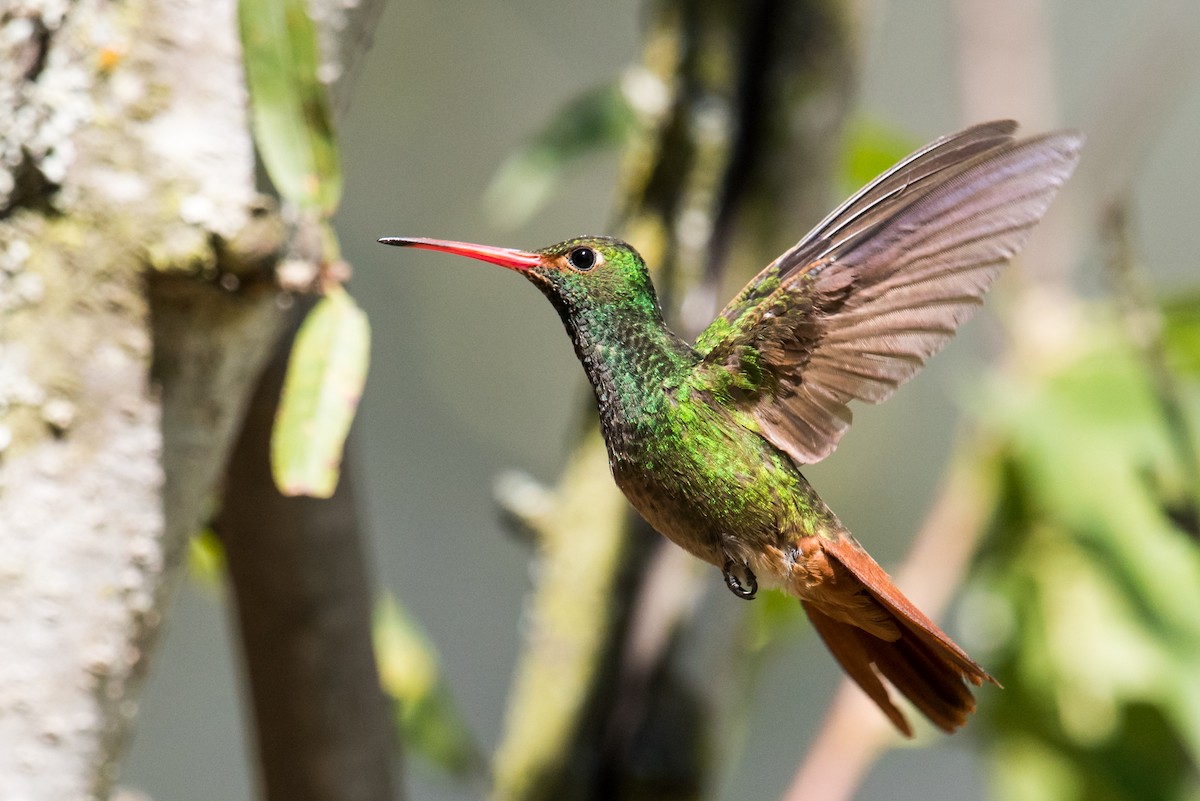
[1165,294,1200,387]
[975,299,1200,801]
[240,0,369,499]
[187,527,227,593]
[838,118,919,198]
[373,593,486,780]
[484,82,637,228]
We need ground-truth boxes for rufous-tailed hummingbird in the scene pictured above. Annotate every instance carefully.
[380,120,1082,735]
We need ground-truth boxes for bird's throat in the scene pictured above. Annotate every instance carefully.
[536,285,696,444]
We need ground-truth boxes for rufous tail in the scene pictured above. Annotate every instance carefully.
[799,534,997,736]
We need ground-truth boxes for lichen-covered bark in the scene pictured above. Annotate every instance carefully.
[0,2,267,797]
[0,219,169,800]
[0,0,379,797]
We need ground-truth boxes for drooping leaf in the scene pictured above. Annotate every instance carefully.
[239,0,342,215]
[271,287,369,498]
[485,83,636,228]
[373,593,485,778]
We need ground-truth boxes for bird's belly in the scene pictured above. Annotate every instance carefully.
[614,471,726,567]
[610,438,817,580]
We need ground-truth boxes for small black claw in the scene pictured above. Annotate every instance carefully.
[723,559,758,600]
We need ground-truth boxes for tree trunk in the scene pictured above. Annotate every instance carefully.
[0,0,380,797]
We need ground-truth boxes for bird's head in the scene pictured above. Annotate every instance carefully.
[378,235,662,325]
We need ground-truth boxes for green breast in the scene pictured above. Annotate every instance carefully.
[608,386,819,568]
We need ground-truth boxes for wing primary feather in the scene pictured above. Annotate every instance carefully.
[798,121,1020,256]
[696,124,1082,464]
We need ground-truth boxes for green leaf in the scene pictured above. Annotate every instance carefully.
[239,0,341,215]
[271,287,369,498]
[484,83,636,228]
[373,594,485,778]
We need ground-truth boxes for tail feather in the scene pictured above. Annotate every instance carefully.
[875,629,979,729]
[803,601,914,736]
[800,533,997,735]
[803,602,978,734]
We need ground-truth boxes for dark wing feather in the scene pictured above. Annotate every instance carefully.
[696,123,1083,465]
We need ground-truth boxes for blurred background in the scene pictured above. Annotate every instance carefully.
[122,1,1200,799]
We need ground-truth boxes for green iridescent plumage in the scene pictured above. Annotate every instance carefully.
[381,120,1083,735]
[526,238,823,560]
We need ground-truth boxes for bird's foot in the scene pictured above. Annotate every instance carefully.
[722,558,758,600]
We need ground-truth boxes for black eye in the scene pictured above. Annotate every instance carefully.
[568,247,596,271]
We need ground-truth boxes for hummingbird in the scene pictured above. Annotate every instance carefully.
[380,120,1082,735]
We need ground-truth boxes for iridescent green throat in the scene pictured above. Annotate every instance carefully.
[525,241,698,444]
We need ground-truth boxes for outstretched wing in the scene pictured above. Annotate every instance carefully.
[695,121,1083,465]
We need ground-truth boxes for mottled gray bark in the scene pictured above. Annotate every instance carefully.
[0,0,381,798]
